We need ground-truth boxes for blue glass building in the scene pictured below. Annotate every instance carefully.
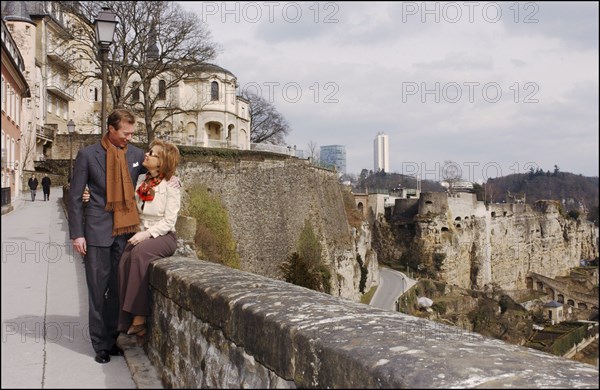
[320,145,346,174]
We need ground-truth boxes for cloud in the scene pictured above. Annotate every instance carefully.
[180,1,599,178]
[499,2,599,50]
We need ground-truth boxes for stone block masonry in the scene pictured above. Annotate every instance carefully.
[146,257,598,388]
[177,156,378,301]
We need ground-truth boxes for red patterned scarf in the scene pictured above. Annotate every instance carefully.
[136,173,164,202]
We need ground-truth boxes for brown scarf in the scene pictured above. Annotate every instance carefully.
[101,134,140,236]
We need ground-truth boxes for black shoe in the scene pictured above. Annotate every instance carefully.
[109,344,124,356]
[95,350,110,364]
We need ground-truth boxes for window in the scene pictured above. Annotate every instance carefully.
[158,80,166,100]
[16,96,21,124]
[132,82,140,102]
[8,85,14,119]
[1,77,5,112]
[211,81,219,101]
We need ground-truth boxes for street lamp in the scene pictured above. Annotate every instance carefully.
[94,7,118,134]
[67,119,76,182]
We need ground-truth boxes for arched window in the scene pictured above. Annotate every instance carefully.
[211,81,219,101]
[158,80,166,100]
[132,82,140,102]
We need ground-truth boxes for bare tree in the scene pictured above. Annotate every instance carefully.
[307,141,319,162]
[62,1,218,142]
[19,129,37,171]
[485,181,498,204]
[242,91,290,145]
[441,160,463,194]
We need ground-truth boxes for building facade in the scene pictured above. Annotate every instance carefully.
[1,18,30,200]
[3,0,251,154]
[146,63,251,150]
[2,0,73,172]
[320,144,346,174]
[374,132,389,173]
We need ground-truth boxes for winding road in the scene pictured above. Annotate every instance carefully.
[370,267,417,311]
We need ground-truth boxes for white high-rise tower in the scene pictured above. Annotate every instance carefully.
[374,132,389,172]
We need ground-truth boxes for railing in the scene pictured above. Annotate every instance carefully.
[250,142,298,156]
[132,133,305,158]
[1,187,11,207]
[36,125,55,142]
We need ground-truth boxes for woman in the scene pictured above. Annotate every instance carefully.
[117,139,181,338]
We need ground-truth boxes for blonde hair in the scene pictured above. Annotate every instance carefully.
[149,139,180,180]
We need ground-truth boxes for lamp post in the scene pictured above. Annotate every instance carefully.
[67,119,75,182]
[94,7,118,134]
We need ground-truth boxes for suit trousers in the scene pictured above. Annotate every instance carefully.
[117,231,177,332]
[85,236,127,353]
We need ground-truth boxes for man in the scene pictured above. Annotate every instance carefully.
[41,174,52,201]
[68,109,146,364]
[28,173,38,201]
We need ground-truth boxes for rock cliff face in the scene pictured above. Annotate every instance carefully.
[385,192,598,291]
[178,156,378,301]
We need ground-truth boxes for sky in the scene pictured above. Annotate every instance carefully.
[180,1,599,182]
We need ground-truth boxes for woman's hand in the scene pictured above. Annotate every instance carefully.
[128,230,152,246]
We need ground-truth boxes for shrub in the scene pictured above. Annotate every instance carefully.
[432,301,447,315]
[187,185,239,268]
[432,252,446,271]
[280,252,316,289]
[280,220,331,293]
[357,254,368,294]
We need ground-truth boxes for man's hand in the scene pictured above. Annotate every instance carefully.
[128,230,152,246]
[72,237,87,256]
[82,187,90,202]
[167,176,181,189]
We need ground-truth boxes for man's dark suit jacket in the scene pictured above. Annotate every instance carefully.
[68,142,146,247]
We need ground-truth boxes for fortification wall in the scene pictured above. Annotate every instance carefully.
[177,157,377,301]
[410,194,599,290]
[378,193,598,290]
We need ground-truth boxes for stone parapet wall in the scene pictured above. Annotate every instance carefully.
[147,257,599,388]
[49,134,100,160]
[447,193,487,219]
[391,198,419,221]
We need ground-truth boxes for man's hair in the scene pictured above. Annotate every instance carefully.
[150,139,180,180]
[107,109,136,132]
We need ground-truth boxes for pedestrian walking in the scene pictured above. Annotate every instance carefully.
[42,173,52,201]
[28,173,38,201]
